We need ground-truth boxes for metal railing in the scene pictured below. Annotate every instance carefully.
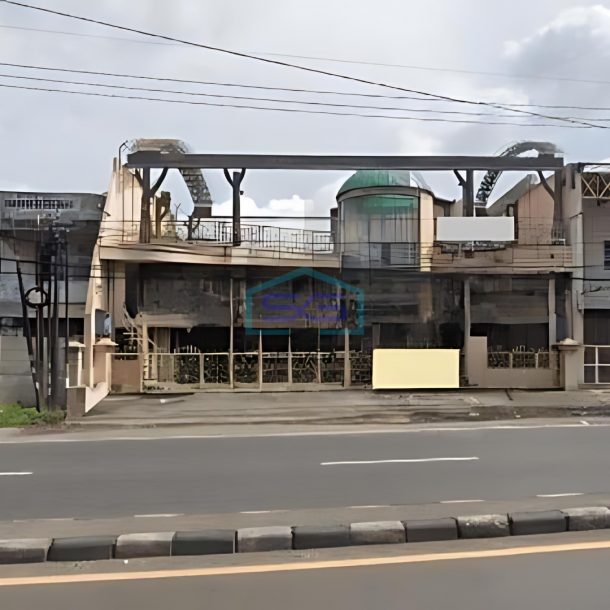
[487,350,550,369]
[113,350,371,392]
[101,220,334,254]
[584,345,610,383]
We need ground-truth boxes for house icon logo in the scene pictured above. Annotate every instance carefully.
[245,267,364,336]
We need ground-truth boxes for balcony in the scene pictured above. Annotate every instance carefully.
[99,219,338,266]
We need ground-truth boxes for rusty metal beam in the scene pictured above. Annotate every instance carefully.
[127,153,563,172]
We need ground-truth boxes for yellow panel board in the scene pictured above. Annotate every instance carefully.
[372,349,460,390]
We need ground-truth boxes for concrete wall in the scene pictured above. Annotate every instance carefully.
[0,336,36,406]
[468,336,557,389]
[562,167,585,383]
[517,180,554,245]
[583,199,610,309]
[420,190,435,271]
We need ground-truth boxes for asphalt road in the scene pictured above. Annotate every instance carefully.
[2,545,610,609]
[1,424,610,520]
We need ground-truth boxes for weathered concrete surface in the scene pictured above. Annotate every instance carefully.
[562,507,610,531]
[237,527,292,553]
[67,388,610,428]
[457,514,510,539]
[349,521,406,545]
[115,532,173,558]
[0,539,51,564]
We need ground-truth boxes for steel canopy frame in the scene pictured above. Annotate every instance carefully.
[126,153,563,172]
[125,152,564,245]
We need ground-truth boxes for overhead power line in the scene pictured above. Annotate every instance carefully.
[0,82,591,128]
[2,61,610,113]
[4,23,610,89]
[0,0,605,130]
[2,72,610,124]
[0,72,573,120]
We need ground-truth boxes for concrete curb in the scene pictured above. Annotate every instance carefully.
[404,518,458,543]
[0,539,52,565]
[4,507,610,565]
[293,525,350,550]
[237,527,293,553]
[561,507,610,531]
[350,521,406,546]
[172,530,235,556]
[457,514,510,539]
[115,532,174,559]
[509,511,567,536]
[47,536,118,562]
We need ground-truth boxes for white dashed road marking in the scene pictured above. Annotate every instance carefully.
[0,472,32,475]
[321,457,479,466]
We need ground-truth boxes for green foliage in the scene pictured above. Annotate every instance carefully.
[0,404,65,428]
[37,409,66,426]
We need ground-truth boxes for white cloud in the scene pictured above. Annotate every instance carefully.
[505,6,610,59]
[212,194,311,216]
[3,0,610,201]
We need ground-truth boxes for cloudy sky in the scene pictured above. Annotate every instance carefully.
[1,0,610,217]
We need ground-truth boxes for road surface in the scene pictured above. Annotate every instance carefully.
[1,536,610,609]
[1,423,609,520]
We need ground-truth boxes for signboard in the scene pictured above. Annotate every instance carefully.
[437,217,514,242]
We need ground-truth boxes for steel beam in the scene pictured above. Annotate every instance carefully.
[127,153,564,172]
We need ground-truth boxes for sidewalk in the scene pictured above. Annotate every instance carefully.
[66,388,610,428]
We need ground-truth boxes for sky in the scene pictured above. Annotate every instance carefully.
[1,0,610,218]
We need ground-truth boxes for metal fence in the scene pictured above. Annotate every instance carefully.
[114,350,371,392]
[487,350,550,369]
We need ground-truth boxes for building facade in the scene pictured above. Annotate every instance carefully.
[5,146,609,412]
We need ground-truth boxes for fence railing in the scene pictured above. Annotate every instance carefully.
[112,350,372,392]
[100,220,334,254]
[487,350,550,369]
[584,345,610,383]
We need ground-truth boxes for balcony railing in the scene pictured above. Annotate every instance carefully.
[100,220,334,254]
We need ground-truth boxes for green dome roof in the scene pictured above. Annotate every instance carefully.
[337,170,411,197]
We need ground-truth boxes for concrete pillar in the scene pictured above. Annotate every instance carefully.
[464,278,471,382]
[141,317,149,381]
[258,330,263,389]
[558,341,583,390]
[83,312,94,387]
[344,328,351,388]
[549,276,556,347]
[229,278,234,389]
[287,333,293,386]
